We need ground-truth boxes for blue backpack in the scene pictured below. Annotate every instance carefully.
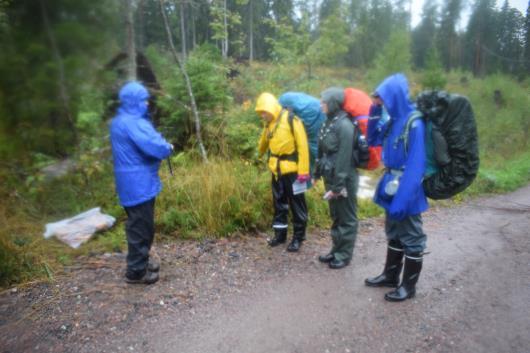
[278,92,326,172]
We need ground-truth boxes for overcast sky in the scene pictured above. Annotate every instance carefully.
[410,0,528,29]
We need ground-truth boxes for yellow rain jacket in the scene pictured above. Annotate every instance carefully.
[256,93,310,177]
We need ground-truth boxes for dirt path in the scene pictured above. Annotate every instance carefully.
[1,186,529,353]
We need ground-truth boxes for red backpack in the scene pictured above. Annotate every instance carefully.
[343,88,382,170]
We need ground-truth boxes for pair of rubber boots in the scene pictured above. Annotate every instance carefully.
[365,240,423,302]
[268,228,304,252]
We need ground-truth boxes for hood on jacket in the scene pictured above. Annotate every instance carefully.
[255,92,282,121]
[118,81,150,117]
[374,73,414,121]
[320,87,344,117]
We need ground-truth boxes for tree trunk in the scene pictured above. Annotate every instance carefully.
[137,0,145,51]
[249,0,254,62]
[222,0,228,59]
[180,0,187,60]
[159,0,208,163]
[39,0,78,146]
[191,3,197,49]
[125,0,137,81]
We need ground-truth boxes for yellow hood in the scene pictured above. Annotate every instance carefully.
[255,92,282,121]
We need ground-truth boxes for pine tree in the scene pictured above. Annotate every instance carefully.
[437,0,462,70]
[412,0,438,69]
[368,30,412,84]
[465,0,498,76]
[421,46,447,89]
[523,1,530,75]
[496,0,525,74]
[0,0,121,157]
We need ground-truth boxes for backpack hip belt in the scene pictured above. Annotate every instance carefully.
[386,168,404,177]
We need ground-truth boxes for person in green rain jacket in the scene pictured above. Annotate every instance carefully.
[314,88,359,269]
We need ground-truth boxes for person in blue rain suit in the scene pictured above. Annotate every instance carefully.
[110,81,173,285]
[364,73,428,301]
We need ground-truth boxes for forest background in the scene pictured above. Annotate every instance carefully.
[0,0,529,288]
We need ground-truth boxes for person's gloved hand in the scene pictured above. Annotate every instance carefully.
[369,104,383,118]
[297,174,310,183]
[388,201,407,221]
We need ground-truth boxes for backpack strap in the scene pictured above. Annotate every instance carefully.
[285,109,298,155]
[269,109,299,177]
[401,111,423,155]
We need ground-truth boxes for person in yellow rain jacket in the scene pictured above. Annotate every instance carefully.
[256,92,311,252]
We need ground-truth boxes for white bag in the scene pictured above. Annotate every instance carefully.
[43,208,116,248]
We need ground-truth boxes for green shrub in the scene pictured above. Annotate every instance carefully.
[420,47,447,90]
[146,44,231,152]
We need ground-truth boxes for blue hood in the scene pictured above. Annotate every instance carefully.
[118,81,149,116]
[368,73,428,220]
[374,73,414,123]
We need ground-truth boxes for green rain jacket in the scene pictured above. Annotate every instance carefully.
[315,88,355,193]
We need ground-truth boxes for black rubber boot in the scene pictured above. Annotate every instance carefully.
[385,253,423,302]
[365,240,404,288]
[287,238,301,252]
[268,229,287,247]
[318,253,334,263]
[287,225,306,252]
[329,258,350,269]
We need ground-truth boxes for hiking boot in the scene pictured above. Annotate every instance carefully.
[148,260,160,272]
[125,270,159,285]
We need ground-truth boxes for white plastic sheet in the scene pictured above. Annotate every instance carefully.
[43,208,116,248]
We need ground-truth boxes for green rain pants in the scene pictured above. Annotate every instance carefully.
[325,173,359,262]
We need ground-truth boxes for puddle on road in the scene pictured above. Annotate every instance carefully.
[357,175,377,199]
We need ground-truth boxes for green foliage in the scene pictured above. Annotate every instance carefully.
[147,44,231,150]
[368,30,412,85]
[0,234,42,288]
[307,7,350,67]
[223,106,261,159]
[265,17,309,65]
[463,73,529,159]
[0,0,120,158]
[466,151,530,195]
[420,46,447,89]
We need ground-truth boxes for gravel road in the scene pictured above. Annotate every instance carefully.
[1,186,529,353]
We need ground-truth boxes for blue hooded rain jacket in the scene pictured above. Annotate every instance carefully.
[367,74,428,220]
[110,82,173,207]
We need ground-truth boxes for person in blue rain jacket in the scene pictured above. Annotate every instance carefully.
[110,81,173,285]
[364,73,428,302]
